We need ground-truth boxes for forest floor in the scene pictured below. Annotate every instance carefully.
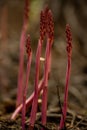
[0,94,87,130]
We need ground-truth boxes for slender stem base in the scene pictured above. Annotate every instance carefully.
[59,58,71,130]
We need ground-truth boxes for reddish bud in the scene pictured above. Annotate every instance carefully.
[40,6,54,42]
[66,24,72,57]
[40,10,46,40]
[47,10,54,42]
[26,34,31,56]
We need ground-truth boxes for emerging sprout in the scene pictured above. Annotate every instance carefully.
[59,24,72,130]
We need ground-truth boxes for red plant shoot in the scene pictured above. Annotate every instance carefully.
[41,9,54,126]
[12,8,54,129]
[22,35,32,130]
[11,8,49,122]
[29,40,42,130]
[11,6,73,130]
[16,0,29,107]
[59,24,72,130]
[29,10,46,130]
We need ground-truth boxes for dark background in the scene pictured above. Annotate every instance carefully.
[0,0,87,114]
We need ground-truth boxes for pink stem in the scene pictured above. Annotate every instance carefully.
[59,57,71,130]
[29,39,42,129]
[17,29,26,107]
[59,24,72,130]
[11,78,44,120]
[41,39,52,126]
[22,53,32,130]
[16,0,29,107]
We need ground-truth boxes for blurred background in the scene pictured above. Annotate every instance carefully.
[0,0,87,114]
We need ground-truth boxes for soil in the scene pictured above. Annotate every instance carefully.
[0,100,87,130]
